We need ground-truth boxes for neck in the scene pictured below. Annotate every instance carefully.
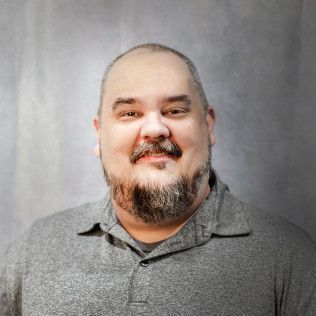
[113,178,210,243]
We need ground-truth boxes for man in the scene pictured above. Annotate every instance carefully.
[1,44,315,315]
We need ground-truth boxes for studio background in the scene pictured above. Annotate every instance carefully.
[1,0,315,255]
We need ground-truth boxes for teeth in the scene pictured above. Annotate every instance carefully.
[146,152,166,157]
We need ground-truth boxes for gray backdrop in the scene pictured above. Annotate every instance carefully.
[1,0,315,255]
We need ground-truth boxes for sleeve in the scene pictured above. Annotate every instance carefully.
[0,234,28,316]
[280,231,316,315]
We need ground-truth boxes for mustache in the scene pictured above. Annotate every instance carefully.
[130,138,182,163]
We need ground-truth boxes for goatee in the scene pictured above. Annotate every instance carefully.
[104,164,210,224]
[101,138,212,224]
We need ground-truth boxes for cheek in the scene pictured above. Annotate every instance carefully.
[173,120,209,149]
[100,122,139,160]
[172,120,210,173]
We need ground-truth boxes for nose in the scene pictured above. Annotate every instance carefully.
[140,112,170,140]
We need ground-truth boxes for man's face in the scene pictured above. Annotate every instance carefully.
[94,51,215,222]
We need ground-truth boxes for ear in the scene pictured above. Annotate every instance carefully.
[93,116,101,158]
[93,115,101,135]
[206,106,216,146]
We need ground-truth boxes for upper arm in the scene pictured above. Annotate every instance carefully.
[0,234,28,316]
[281,231,316,315]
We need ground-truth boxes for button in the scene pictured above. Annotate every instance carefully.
[140,260,149,267]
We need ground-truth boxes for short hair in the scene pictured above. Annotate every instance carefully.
[97,43,209,117]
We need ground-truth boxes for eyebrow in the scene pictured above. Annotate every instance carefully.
[112,97,136,111]
[164,95,192,108]
[111,94,192,111]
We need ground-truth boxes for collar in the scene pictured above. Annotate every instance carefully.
[76,173,252,244]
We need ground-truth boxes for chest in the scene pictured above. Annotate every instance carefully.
[22,235,276,315]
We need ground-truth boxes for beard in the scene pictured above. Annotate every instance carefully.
[102,139,212,224]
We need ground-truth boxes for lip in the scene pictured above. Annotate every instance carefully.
[136,154,173,163]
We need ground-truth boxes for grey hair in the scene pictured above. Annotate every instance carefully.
[97,43,209,117]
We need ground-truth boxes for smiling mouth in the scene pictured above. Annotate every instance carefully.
[129,139,182,164]
[137,151,173,162]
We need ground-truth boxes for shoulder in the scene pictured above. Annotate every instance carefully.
[30,199,105,235]
[2,198,105,259]
[233,195,316,263]
[235,198,316,313]
[8,199,106,261]
[240,197,314,245]
[0,199,105,314]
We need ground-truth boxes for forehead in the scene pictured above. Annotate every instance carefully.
[103,51,196,104]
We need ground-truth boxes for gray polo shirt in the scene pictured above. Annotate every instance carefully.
[1,177,315,315]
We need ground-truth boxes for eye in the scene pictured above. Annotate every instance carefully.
[119,111,142,120]
[164,107,188,117]
[123,111,138,116]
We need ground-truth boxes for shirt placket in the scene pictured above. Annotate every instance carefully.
[126,257,151,315]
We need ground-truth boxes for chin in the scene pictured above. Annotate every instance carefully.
[134,167,180,188]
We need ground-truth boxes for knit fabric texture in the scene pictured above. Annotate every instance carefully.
[1,176,315,315]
